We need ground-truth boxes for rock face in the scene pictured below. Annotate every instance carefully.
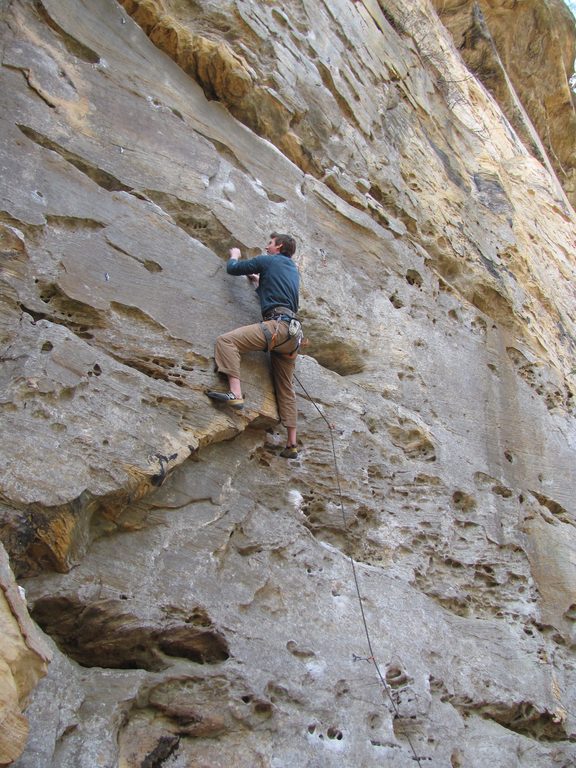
[0,544,51,765]
[431,0,576,208]
[1,0,576,766]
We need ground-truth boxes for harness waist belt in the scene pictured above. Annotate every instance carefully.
[262,306,296,320]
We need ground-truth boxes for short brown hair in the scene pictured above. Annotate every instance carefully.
[270,232,296,257]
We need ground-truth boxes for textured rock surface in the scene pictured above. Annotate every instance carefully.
[431,0,576,207]
[0,543,51,764]
[1,0,575,765]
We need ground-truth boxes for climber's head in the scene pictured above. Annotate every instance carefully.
[267,232,296,257]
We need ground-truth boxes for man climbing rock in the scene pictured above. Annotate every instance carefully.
[206,233,302,459]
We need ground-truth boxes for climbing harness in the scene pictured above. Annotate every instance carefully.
[260,306,303,358]
[294,371,426,768]
[262,306,296,321]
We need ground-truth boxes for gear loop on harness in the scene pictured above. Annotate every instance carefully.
[260,313,303,358]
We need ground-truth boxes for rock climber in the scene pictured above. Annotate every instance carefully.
[206,233,302,459]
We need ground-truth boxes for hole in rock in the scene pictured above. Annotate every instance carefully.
[386,665,409,688]
[405,269,423,288]
[31,596,230,671]
[492,484,513,498]
[388,423,436,462]
[144,259,162,273]
[530,492,569,519]
[304,336,365,375]
[286,640,315,659]
[253,700,273,716]
[452,490,476,512]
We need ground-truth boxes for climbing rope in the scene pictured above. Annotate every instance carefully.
[210,362,423,762]
[294,371,425,767]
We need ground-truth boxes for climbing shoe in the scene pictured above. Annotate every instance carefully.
[206,390,245,409]
[279,445,298,459]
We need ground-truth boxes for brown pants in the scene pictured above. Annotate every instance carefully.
[214,319,298,428]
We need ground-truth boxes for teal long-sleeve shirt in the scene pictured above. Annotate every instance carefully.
[226,254,299,316]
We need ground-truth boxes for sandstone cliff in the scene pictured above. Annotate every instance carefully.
[1,0,576,766]
[431,0,576,209]
[0,544,51,764]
